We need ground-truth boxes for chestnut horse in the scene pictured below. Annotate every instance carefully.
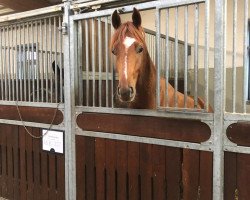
[111,8,212,199]
[111,8,209,110]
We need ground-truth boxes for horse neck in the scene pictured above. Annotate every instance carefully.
[135,51,156,109]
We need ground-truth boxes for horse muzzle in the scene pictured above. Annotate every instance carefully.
[117,86,135,102]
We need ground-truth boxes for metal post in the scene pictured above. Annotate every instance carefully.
[165,8,169,107]
[155,8,161,108]
[204,0,210,111]
[105,16,109,107]
[243,0,248,113]
[213,0,225,199]
[194,4,199,108]
[184,6,188,108]
[63,1,76,199]
[77,20,83,105]
[174,7,179,107]
[85,20,89,106]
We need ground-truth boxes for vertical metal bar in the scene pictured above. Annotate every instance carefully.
[85,20,89,106]
[21,24,24,101]
[15,24,18,101]
[77,20,83,105]
[65,9,77,200]
[156,8,161,108]
[11,25,15,101]
[49,17,53,102]
[7,26,11,100]
[54,16,58,103]
[59,16,63,103]
[204,0,210,111]
[36,20,39,102]
[184,6,188,108]
[40,19,44,102]
[165,9,169,107]
[194,4,199,108]
[4,27,7,100]
[232,0,237,112]
[31,21,35,102]
[243,0,248,113]
[0,27,3,100]
[27,22,31,101]
[174,7,179,108]
[105,16,109,107]
[213,0,225,199]
[91,18,95,107]
[223,0,227,113]
[19,24,23,101]
[111,24,114,108]
[20,23,25,101]
[45,18,48,102]
[152,35,154,64]
[98,17,102,107]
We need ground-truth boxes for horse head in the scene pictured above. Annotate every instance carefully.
[111,8,149,104]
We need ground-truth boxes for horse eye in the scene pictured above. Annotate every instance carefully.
[136,45,143,53]
[112,48,117,55]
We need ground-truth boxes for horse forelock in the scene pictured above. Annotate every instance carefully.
[111,22,146,49]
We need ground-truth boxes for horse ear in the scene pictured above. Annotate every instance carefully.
[112,10,121,29]
[132,8,141,28]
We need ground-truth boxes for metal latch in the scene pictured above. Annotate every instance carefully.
[61,22,68,35]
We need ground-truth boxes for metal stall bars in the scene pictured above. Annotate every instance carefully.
[223,0,250,154]
[74,0,211,113]
[0,4,66,200]
[71,0,215,199]
[71,0,213,161]
[0,7,64,105]
[156,1,210,111]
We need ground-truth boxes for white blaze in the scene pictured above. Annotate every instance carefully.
[123,36,136,80]
[123,36,136,49]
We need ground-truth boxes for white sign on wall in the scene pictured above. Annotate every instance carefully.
[42,129,64,154]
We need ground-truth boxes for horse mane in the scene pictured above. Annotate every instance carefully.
[110,22,146,49]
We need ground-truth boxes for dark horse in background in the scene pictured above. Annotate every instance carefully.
[111,8,212,198]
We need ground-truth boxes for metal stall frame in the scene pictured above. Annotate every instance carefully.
[69,0,250,200]
[0,2,67,199]
[0,9,66,117]
[0,0,249,199]
[70,0,214,145]
[69,0,215,199]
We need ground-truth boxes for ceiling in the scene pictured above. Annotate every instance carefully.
[0,5,15,16]
[0,0,62,16]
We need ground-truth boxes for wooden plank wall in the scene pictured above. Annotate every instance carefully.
[1,113,250,200]
[76,136,213,200]
[0,124,65,200]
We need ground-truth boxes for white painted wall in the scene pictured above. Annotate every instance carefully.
[120,0,250,112]
[121,0,249,69]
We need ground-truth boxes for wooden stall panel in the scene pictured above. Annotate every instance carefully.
[237,153,250,199]
[0,124,8,198]
[75,136,213,200]
[127,142,140,199]
[95,138,106,200]
[227,122,250,146]
[77,113,211,143]
[116,141,127,200]
[85,137,96,200]
[76,136,86,200]
[224,152,237,199]
[165,147,182,200]
[0,125,65,200]
[224,152,250,199]
[0,105,63,125]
